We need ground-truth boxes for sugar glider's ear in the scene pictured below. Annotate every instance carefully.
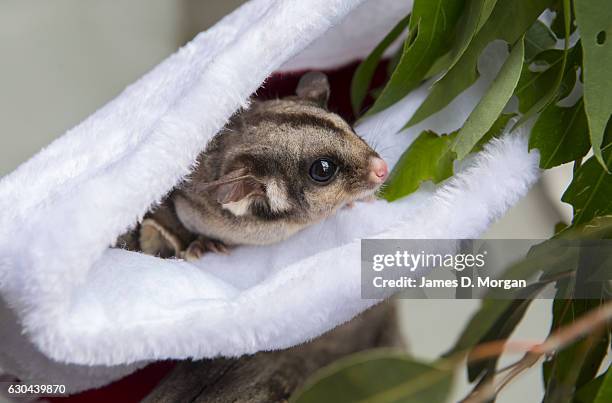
[198,167,265,205]
[296,71,330,108]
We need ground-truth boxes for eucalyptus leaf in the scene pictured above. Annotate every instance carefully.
[364,0,464,117]
[351,14,411,115]
[574,374,605,403]
[383,114,516,202]
[466,295,536,382]
[513,0,572,129]
[444,0,498,73]
[470,113,516,152]
[451,38,524,160]
[561,143,612,225]
[381,131,456,202]
[594,367,612,403]
[406,0,551,128]
[514,45,580,115]
[525,20,557,61]
[291,350,453,403]
[543,298,610,402]
[386,43,405,78]
[529,98,590,169]
[516,50,563,113]
[554,215,612,240]
[575,0,612,170]
[448,299,514,354]
[485,240,575,293]
[550,0,576,38]
[554,221,569,234]
[422,0,498,80]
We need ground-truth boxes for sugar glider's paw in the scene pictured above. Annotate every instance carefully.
[182,237,230,261]
[140,218,182,258]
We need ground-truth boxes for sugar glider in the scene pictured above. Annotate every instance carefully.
[116,72,388,260]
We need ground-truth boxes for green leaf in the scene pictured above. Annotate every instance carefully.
[291,350,453,403]
[364,0,464,117]
[451,38,524,160]
[406,0,552,128]
[529,98,590,169]
[351,14,411,116]
[554,221,569,234]
[594,367,612,403]
[506,242,576,283]
[381,130,456,202]
[513,0,573,129]
[387,43,406,78]
[575,374,606,403]
[525,20,557,61]
[383,114,517,202]
[561,143,612,225]
[514,46,580,115]
[515,50,562,113]
[543,298,610,402]
[554,214,612,240]
[470,113,516,152]
[444,0,498,73]
[420,0,497,82]
[449,299,514,354]
[550,0,576,38]
[575,0,612,170]
[466,296,535,382]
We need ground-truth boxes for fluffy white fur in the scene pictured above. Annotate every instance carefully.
[0,0,539,392]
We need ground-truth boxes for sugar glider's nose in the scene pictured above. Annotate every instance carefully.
[368,156,388,184]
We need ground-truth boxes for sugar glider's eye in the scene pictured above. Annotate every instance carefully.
[309,158,338,183]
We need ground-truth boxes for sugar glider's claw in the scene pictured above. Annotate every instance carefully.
[182,237,231,261]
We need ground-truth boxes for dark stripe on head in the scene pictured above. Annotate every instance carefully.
[249,112,351,135]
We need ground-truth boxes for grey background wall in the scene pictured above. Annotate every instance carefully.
[0,1,582,401]
[0,0,245,177]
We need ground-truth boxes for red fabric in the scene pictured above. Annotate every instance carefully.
[46,361,177,403]
[44,59,389,402]
[258,60,389,124]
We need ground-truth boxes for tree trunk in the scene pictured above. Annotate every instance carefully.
[144,301,403,403]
